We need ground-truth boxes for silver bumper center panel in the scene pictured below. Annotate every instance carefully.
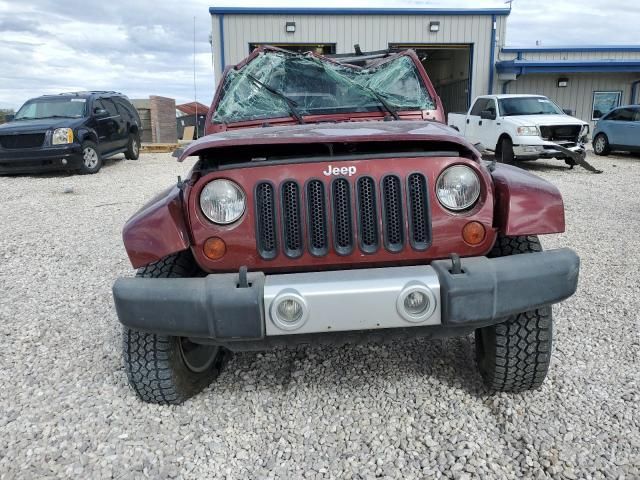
[263,266,441,335]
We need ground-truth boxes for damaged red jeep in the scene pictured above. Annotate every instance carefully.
[113,47,580,404]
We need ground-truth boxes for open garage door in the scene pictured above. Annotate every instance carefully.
[249,43,336,55]
[390,44,472,115]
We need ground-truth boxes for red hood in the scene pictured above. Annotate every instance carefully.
[178,120,481,162]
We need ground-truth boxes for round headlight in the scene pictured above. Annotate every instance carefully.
[436,165,481,211]
[200,179,246,224]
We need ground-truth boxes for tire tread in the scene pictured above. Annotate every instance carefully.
[476,235,553,392]
[122,251,223,405]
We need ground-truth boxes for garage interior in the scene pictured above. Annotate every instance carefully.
[249,43,336,55]
[390,44,472,115]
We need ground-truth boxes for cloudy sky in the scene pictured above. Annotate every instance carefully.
[1,0,638,110]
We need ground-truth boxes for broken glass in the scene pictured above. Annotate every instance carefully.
[212,51,435,124]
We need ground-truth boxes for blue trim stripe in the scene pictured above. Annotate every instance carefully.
[631,80,640,104]
[218,14,225,70]
[502,45,640,53]
[497,60,640,75]
[488,14,496,95]
[468,43,474,109]
[209,7,511,16]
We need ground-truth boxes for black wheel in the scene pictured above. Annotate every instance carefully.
[593,133,610,156]
[122,251,228,405]
[496,136,515,164]
[125,132,141,160]
[79,141,102,174]
[475,235,553,392]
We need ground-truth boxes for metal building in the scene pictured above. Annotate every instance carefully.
[497,46,640,124]
[208,6,640,124]
[209,6,509,114]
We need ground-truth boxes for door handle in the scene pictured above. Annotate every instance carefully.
[466,119,470,124]
[479,120,483,126]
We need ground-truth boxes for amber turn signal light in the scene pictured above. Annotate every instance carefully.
[462,221,486,245]
[203,237,226,260]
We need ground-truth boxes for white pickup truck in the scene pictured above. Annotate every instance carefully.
[448,94,590,165]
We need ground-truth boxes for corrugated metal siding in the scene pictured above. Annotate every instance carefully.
[505,73,638,125]
[211,13,501,100]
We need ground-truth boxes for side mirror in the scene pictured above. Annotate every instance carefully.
[94,108,109,118]
[480,109,496,120]
[563,108,574,116]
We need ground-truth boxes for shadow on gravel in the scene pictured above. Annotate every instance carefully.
[223,335,487,398]
[517,162,572,173]
[482,154,572,174]
[0,155,128,179]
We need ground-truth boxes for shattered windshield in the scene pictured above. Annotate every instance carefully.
[212,51,435,124]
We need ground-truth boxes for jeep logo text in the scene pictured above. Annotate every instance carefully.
[322,165,357,177]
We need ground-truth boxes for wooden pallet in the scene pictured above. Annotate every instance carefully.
[140,143,180,153]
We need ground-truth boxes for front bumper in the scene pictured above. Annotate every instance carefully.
[113,249,580,349]
[0,144,83,174]
[513,141,585,160]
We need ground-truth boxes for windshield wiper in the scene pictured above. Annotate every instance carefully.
[29,115,75,120]
[359,85,400,120]
[245,73,305,125]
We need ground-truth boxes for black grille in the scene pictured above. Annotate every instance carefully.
[407,173,431,250]
[539,125,582,142]
[0,133,45,149]
[357,177,379,253]
[281,181,303,258]
[306,180,328,256]
[254,174,432,259]
[255,182,277,259]
[381,175,404,252]
[332,178,354,255]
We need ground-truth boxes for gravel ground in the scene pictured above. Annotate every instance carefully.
[0,151,638,479]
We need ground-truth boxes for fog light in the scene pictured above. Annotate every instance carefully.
[277,299,303,323]
[61,159,68,165]
[404,291,428,316]
[271,290,309,331]
[397,283,437,323]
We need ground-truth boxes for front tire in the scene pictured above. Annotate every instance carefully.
[79,141,102,174]
[122,252,228,405]
[475,235,553,392]
[593,133,610,156]
[496,136,515,164]
[125,133,141,160]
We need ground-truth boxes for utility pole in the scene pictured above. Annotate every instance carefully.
[194,16,198,139]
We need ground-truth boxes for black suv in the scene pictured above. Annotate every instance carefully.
[0,91,142,175]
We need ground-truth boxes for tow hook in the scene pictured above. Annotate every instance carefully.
[449,253,463,275]
[238,266,249,288]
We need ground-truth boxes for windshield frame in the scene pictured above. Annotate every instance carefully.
[15,97,88,121]
[498,96,565,117]
[209,46,440,126]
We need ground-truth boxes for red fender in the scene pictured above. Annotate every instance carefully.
[123,185,191,268]
[491,164,565,236]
